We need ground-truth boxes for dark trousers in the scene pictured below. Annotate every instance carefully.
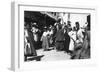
[64,38,70,52]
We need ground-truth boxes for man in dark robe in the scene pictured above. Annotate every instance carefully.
[55,25,65,51]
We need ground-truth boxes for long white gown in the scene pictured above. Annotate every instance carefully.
[68,31,76,51]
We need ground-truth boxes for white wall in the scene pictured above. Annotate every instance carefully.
[70,14,88,27]
[59,13,88,27]
[0,0,100,73]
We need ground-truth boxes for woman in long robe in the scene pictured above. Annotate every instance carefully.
[41,29,49,51]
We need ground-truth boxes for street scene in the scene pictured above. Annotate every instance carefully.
[24,11,90,62]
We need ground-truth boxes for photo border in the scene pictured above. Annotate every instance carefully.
[11,2,97,71]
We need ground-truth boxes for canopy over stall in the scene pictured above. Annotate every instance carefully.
[24,11,57,30]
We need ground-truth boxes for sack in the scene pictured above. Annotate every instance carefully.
[74,42,82,51]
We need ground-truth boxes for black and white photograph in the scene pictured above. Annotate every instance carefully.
[10,1,97,71]
[24,11,91,62]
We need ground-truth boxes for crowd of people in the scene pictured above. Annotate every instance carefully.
[24,17,90,61]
